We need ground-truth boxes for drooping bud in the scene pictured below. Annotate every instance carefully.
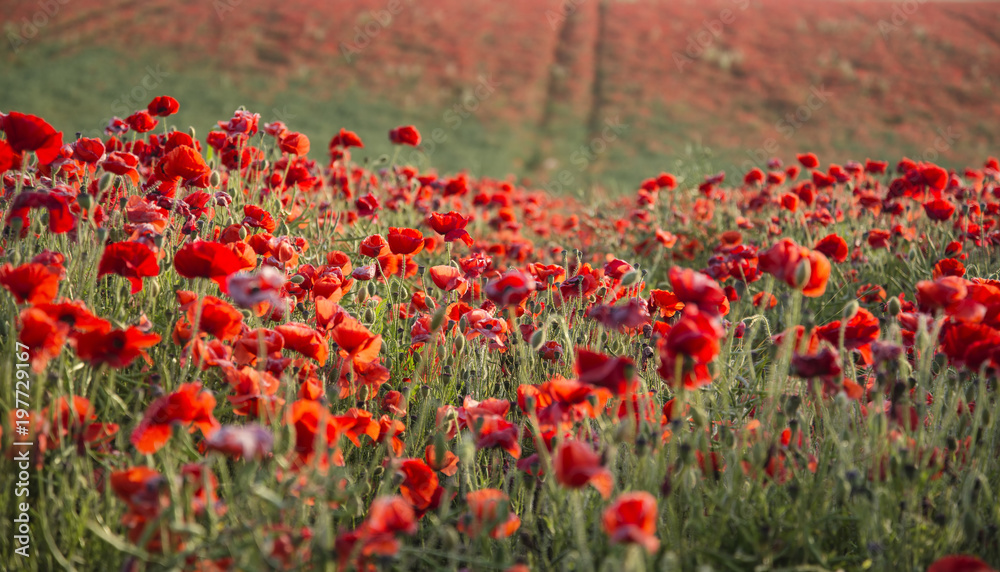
[843,300,859,320]
[793,259,812,291]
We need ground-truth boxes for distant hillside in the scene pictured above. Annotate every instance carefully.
[2,0,999,189]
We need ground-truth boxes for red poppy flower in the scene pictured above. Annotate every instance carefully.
[126,110,158,133]
[815,308,881,351]
[158,146,210,185]
[131,382,220,453]
[111,466,166,518]
[147,95,180,117]
[329,128,364,149]
[458,489,521,539]
[6,190,76,234]
[576,348,637,395]
[669,267,727,317]
[185,296,244,342]
[72,137,105,163]
[387,227,425,255]
[42,395,119,448]
[330,315,381,366]
[275,323,329,365]
[649,289,684,318]
[429,265,468,294]
[424,444,458,476]
[602,492,659,553]
[486,268,536,308]
[0,139,19,173]
[359,234,390,257]
[933,258,966,280]
[927,556,996,572]
[791,346,842,380]
[73,326,160,368]
[554,439,613,498]
[427,211,473,245]
[472,414,521,458]
[18,307,68,372]
[97,241,160,294]
[0,262,60,304]
[278,131,310,156]
[218,109,260,136]
[759,238,831,297]
[867,229,892,249]
[389,125,421,146]
[397,459,443,512]
[923,198,957,222]
[796,153,819,169]
[0,111,63,165]
[814,234,849,263]
[173,240,247,289]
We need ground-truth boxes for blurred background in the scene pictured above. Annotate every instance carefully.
[2,0,998,193]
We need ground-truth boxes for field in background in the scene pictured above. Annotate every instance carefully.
[2,0,999,190]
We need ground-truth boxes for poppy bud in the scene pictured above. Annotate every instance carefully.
[843,300,859,320]
[793,259,811,291]
[357,288,369,305]
[118,196,128,210]
[425,296,436,310]
[453,333,465,352]
[96,227,108,242]
[596,286,608,299]
[530,328,546,350]
[287,274,305,285]
[430,307,447,332]
[77,192,93,210]
[366,282,377,297]
[238,226,248,240]
[358,385,370,402]
[98,172,115,194]
[363,307,375,322]
[437,345,447,361]
[209,171,221,187]
[188,126,197,139]
[620,270,640,288]
[887,296,901,316]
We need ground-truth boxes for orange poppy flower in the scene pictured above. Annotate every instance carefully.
[458,489,521,539]
[131,382,220,454]
[0,262,61,304]
[554,439,613,498]
[602,491,659,553]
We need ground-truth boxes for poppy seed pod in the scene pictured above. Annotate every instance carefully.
[98,172,115,193]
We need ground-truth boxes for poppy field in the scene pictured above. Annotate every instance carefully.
[1,99,1000,572]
